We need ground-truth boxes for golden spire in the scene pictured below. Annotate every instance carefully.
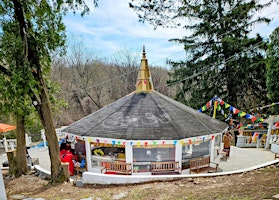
[135,46,153,93]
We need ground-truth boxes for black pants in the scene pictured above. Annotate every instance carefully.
[223,147,230,157]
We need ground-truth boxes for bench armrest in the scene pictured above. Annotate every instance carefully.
[100,167,107,173]
[211,161,219,165]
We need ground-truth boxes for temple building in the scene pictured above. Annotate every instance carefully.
[61,47,228,184]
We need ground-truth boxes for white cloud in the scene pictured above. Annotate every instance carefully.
[249,1,279,38]
[63,0,279,67]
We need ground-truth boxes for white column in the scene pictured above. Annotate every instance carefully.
[25,134,31,148]
[41,129,47,148]
[266,116,279,149]
[10,140,14,150]
[125,141,133,172]
[210,136,215,161]
[0,170,7,200]
[175,141,182,166]
[3,137,8,152]
[85,138,92,172]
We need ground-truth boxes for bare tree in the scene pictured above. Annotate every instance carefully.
[110,48,141,96]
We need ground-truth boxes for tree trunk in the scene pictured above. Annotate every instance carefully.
[15,115,28,177]
[36,85,65,181]
[7,150,17,177]
[12,0,65,182]
[61,162,70,181]
[7,116,28,178]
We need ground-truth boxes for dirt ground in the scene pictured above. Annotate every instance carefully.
[3,164,279,200]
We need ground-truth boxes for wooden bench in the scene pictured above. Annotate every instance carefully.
[189,156,218,174]
[100,161,132,175]
[150,161,180,175]
[75,163,87,179]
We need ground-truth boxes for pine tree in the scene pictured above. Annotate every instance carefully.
[266,27,279,114]
[130,0,272,114]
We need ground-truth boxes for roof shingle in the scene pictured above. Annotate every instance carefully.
[62,91,228,140]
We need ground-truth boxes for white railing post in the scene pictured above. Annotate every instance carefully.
[3,137,8,152]
[25,134,32,148]
[41,129,47,148]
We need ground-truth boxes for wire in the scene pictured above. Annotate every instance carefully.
[51,38,267,114]
[55,6,279,97]
[25,7,279,105]
[154,39,266,90]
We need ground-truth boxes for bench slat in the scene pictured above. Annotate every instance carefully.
[189,156,218,174]
[101,161,132,175]
[151,161,180,175]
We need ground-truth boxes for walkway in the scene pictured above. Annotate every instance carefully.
[218,146,276,172]
[0,146,277,173]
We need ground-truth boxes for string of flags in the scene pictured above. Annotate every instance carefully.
[250,102,279,112]
[198,97,265,123]
[64,133,217,146]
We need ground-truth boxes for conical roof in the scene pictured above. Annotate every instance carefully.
[62,48,228,140]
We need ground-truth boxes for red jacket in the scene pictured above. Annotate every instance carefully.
[62,150,77,175]
[60,149,67,161]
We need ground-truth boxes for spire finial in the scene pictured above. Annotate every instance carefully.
[135,46,153,93]
[142,45,146,58]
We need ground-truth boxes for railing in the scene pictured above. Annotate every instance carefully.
[0,140,4,149]
[0,134,32,151]
[0,139,17,151]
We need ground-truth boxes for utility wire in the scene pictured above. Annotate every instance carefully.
[42,8,279,105]
[53,37,267,112]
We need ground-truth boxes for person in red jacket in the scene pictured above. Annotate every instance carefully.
[60,142,68,161]
[62,149,78,176]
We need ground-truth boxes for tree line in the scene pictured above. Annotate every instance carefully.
[51,42,175,127]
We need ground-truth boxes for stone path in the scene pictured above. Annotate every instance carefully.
[218,146,275,172]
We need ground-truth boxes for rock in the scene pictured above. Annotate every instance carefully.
[112,192,127,200]
[75,180,83,187]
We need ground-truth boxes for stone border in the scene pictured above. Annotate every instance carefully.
[33,165,51,179]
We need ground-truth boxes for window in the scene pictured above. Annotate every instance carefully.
[181,140,210,169]
[132,145,175,173]
[133,147,175,162]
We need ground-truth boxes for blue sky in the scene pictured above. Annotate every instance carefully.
[63,0,279,68]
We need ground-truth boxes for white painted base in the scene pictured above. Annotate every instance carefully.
[82,159,279,185]
[82,172,182,185]
[271,143,279,153]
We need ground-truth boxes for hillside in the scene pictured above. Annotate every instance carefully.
[4,164,279,200]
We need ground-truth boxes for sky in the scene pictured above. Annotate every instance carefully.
[63,0,279,68]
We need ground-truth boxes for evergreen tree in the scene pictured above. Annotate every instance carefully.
[130,0,272,114]
[266,27,279,114]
